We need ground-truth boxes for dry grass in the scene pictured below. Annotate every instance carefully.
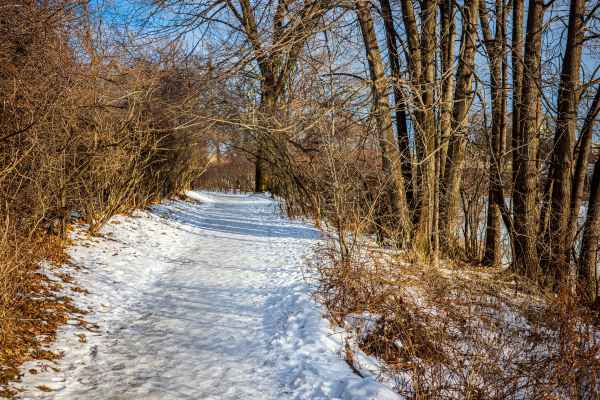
[305,235,600,399]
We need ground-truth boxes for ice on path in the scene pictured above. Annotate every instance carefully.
[14,191,400,400]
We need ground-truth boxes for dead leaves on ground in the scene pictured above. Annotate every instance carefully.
[0,237,89,398]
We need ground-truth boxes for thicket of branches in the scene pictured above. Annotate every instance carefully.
[0,0,210,387]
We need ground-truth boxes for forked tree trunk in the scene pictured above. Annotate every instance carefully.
[356,0,411,246]
[232,0,328,193]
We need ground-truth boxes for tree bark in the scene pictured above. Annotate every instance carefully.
[546,0,587,276]
[439,0,480,244]
[412,0,437,252]
[439,0,456,179]
[398,0,436,250]
[510,0,524,208]
[398,0,424,230]
[379,0,413,206]
[512,0,545,280]
[480,0,510,267]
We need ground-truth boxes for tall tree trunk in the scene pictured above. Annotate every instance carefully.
[511,0,524,191]
[435,0,456,261]
[578,155,600,304]
[356,0,412,245]
[439,0,480,245]
[546,0,587,276]
[480,0,509,267]
[380,0,413,206]
[398,0,435,250]
[412,0,437,252]
[398,0,424,225]
[439,0,456,178]
[404,0,437,253]
[512,0,545,280]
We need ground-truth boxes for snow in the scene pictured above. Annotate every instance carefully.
[13,191,400,400]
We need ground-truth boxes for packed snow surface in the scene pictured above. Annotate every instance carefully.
[14,192,400,399]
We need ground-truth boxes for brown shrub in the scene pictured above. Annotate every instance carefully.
[306,234,600,399]
[0,0,210,393]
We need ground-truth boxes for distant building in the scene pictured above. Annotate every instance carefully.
[591,142,600,157]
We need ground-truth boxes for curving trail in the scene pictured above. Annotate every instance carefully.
[15,192,400,400]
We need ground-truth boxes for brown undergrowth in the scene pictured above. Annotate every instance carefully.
[305,236,600,399]
[0,230,89,398]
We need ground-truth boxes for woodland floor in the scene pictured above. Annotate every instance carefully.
[11,192,399,400]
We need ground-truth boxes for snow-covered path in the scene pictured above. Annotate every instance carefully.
[15,192,400,400]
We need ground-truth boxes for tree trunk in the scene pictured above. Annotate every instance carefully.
[379,0,413,207]
[255,93,274,193]
[578,155,600,304]
[511,0,524,194]
[439,0,456,179]
[356,0,411,246]
[546,0,587,277]
[568,88,600,259]
[439,0,480,245]
[435,0,456,261]
[398,0,424,233]
[480,0,509,267]
[512,0,545,280]
[255,152,267,192]
[412,0,437,252]
[59,188,68,239]
[398,0,437,251]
